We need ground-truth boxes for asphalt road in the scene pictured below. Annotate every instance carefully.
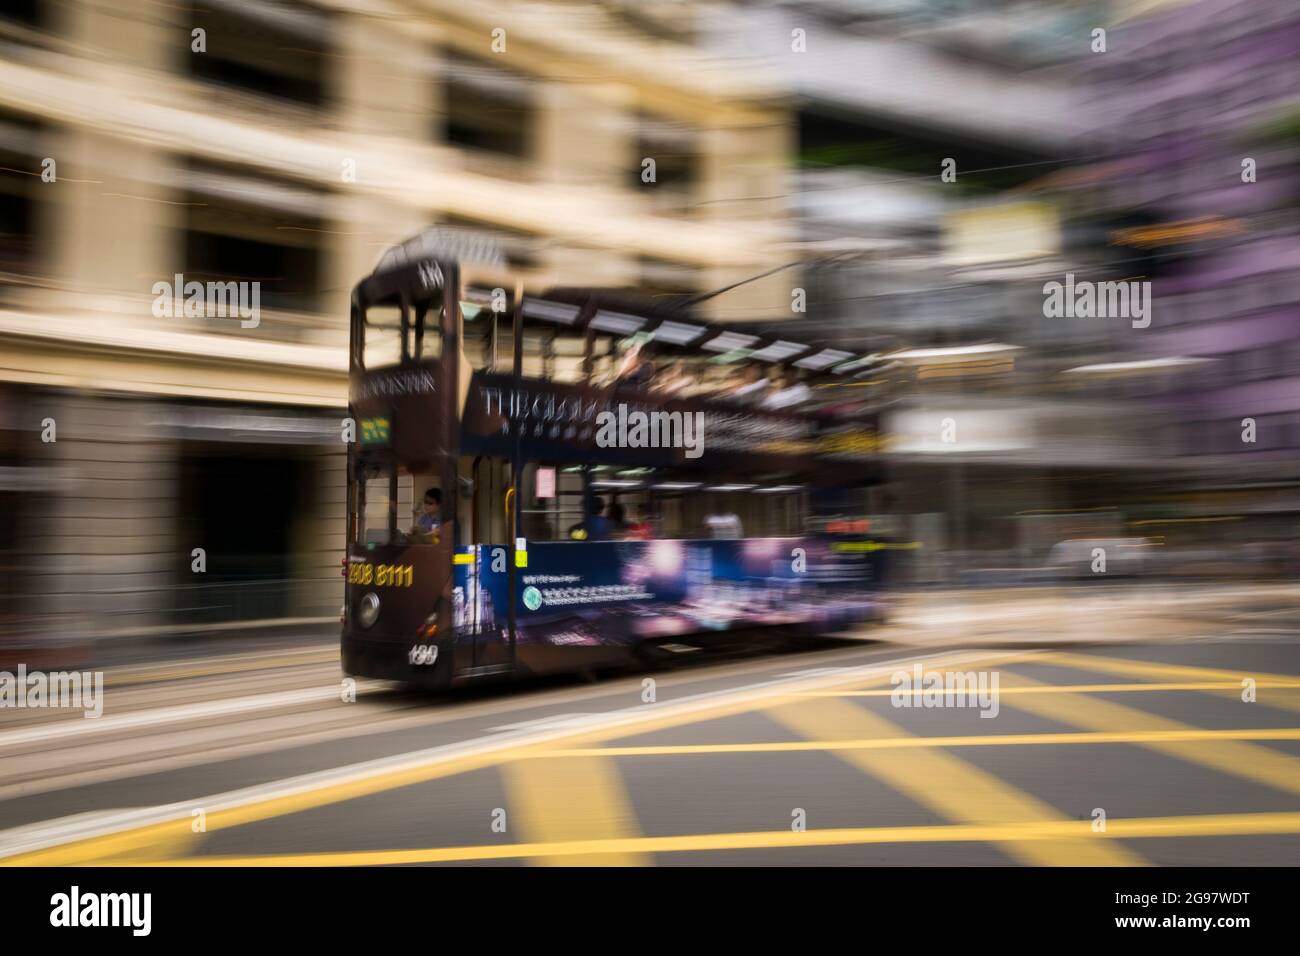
[2,586,1299,866]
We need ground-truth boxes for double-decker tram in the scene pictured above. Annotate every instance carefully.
[343,233,890,688]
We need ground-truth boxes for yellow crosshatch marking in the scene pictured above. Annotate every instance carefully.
[524,726,1300,758]
[766,696,1144,866]
[502,755,646,866]
[97,812,1300,867]
[1039,652,1300,713]
[994,672,1300,798]
[5,651,1298,867]
[795,680,1300,697]
[1043,651,1300,686]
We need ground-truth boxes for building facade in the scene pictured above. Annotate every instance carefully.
[0,0,794,644]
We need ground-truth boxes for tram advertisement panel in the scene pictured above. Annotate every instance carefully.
[459,371,881,473]
[504,538,885,649]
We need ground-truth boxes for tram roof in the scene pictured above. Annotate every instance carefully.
[519,285,863,378]
[359,249,866,380]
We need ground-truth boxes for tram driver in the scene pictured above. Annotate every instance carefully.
[409,487,441,543]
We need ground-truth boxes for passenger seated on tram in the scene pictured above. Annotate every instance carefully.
[626,505,655,540]
[568,496,613,541]
[408,487,441,543]
[608,502,631,538]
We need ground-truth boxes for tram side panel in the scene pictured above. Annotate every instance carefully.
[457,536,885,675]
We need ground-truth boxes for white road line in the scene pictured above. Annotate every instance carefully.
[489,713,603,733]
[0,647,1032,860]
[0,682,384,748]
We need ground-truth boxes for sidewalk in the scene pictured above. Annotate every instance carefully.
[1,618,338,672]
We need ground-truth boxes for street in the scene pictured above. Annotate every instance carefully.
[2,585,1297,866]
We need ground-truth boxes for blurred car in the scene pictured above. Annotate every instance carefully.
[1046,537,1155,579]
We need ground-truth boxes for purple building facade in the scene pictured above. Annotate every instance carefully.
[1084,0,1299,472]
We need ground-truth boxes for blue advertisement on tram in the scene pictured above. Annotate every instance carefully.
[454,537,884,659]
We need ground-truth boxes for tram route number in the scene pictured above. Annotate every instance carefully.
[348,563,414,587]
[408,644,439,666]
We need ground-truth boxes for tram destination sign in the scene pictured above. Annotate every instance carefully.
[351,359,443,462]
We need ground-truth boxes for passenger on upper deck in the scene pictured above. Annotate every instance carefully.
[763,369,813,410]
[728,364,768,404]
[615,340,655,388]
[654,359,692,397]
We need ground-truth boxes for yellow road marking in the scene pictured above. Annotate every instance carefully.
[996,671,1300,797]
[797,680,1300,697]
[502,756,646,866]
[767,698,1143,866]
[1,751,507,867]
[529,727,1300,758]
[1040,652,1300,713]
[123,811,1300,866]
[536,650,1040,751]
[0,650,1030,866]
[1044,651,1299,685]
[91,828,207,865]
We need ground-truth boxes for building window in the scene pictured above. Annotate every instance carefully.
[187,0,331,109]
[0,0,40,29]
[632,113,698,210]
[177,161,325,316]
[441,51,534,160]
[0,112,45,295]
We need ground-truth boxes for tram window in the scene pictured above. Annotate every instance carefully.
[461,305,496,372]
[352,465,414,546]
[411,303,443,361]
[550,331,586,384]
[462,286,513,373]
[362,307,403,369]
[650,487,806,539]
[491,331,549,378]
[362,301,442,370]
[590,352,615,386]
[526,332,551,380]
[520,463,584,541]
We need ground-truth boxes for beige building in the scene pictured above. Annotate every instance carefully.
[0,0,793,640]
